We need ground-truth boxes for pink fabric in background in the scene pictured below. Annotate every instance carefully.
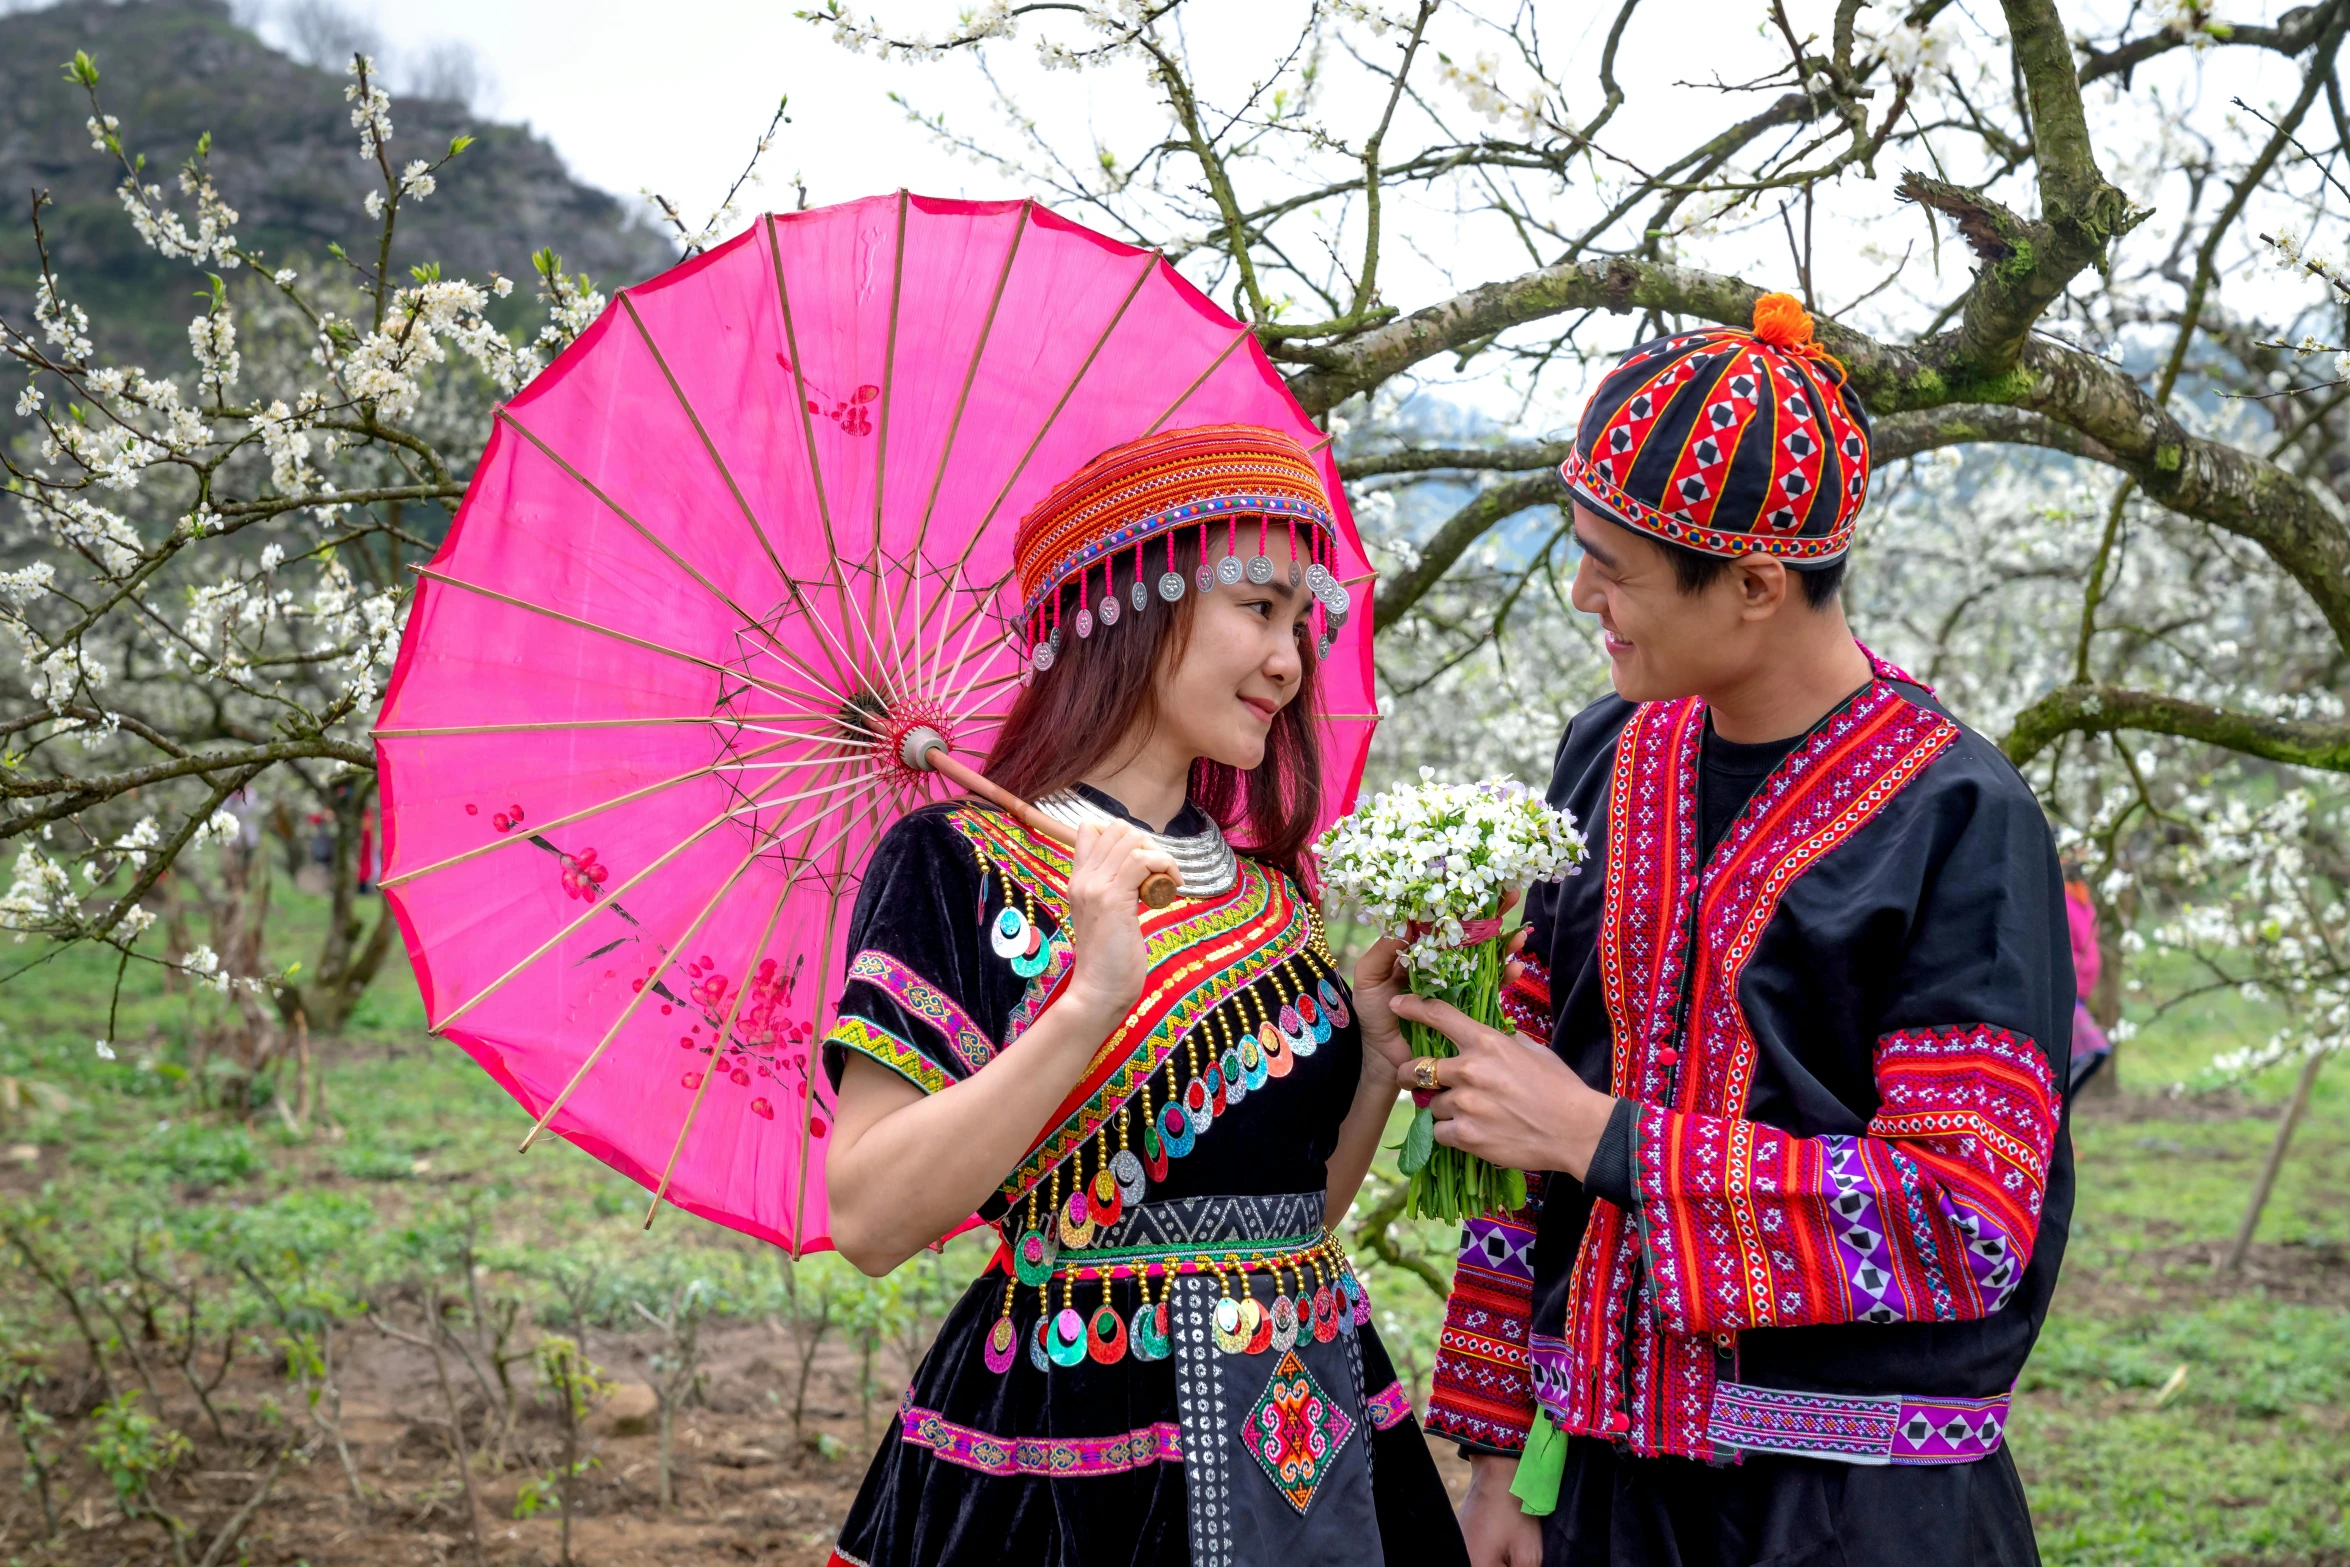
[2065,883,2100,1001]
[374,196,1380,1255]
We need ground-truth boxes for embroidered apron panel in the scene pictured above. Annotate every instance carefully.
[1172,1268,1376,1567]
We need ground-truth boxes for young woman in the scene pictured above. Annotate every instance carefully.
[820,425,1468,1567]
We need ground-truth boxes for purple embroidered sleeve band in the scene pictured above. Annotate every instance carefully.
[848,949,997,1075]
[1631,1024,2060,1335]
[1706,1381,2012,1466]
[1425,1175,1545,1452]
[1366,1379,1415,1431]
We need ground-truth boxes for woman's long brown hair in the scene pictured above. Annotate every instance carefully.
[983,529,1325,891]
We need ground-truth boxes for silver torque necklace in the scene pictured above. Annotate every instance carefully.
[1031,789,1239,898]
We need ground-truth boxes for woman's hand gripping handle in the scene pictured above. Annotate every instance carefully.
[1059,821,1180,1036]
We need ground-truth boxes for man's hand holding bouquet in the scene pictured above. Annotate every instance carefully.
[1319,771,1586,1221]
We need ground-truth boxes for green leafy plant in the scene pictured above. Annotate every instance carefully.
[85,1390,194,1564]
[6,1352,60,1540]
[525,1332,614,1566]
[231,1190,376,1500]
[620,1262,725,1511]
[150,1122,262,1187]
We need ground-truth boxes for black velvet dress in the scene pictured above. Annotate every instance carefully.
[821,790,1467,1567]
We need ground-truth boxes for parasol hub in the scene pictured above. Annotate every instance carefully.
[898,724,948,772]
[879,708,952,777]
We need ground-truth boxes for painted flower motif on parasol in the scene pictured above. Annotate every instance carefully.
[374,194,1380,1256]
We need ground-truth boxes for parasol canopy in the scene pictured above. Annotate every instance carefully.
[373,194,1379,1255]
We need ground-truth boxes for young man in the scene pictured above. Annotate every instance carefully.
[1392,296,2074,1567]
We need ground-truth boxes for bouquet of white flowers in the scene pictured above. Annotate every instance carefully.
[1316,770,1588,1220]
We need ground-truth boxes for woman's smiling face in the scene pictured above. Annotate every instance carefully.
[1150,571,1316,772]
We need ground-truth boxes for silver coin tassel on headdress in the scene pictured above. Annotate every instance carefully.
[1024,520,1345,677]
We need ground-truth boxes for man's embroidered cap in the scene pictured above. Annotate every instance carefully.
[1560,293,1871,563]
[1012,423,1342,668]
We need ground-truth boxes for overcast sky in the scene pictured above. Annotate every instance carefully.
[266,0,1126,229]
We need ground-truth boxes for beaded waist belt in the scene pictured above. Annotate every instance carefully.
[982,1191,1371,1374]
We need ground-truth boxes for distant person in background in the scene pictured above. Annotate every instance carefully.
[357,807,379,894]
[2065,862,2112,1093]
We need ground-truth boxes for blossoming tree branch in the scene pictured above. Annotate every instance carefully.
[14,0,2350,1135]
[812,2,2350,1115]
[0,49,600,1036]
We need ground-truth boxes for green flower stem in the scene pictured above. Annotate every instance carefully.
[1400,904,1525,1221]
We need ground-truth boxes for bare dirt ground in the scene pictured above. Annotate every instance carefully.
[0,1309,1474,1567]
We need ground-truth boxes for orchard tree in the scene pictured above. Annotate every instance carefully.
[806,0,2350,1257]
[0,48,607,1084]
[15,0,2350,1209]
[811,0,2350,1094]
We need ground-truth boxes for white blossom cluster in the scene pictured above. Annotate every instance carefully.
[342,274,528,421]
[115,162,241,267]
[2140,790,2350,1087]
[0,847,78,938]
[808,1,1022,63]
[1316,769,1586,975]
[0,48,616,1002]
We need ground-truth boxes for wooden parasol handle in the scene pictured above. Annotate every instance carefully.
[902,729,1180,909]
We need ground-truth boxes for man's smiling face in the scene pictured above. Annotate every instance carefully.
[1566,501,1782,703]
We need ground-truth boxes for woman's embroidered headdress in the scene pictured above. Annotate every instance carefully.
[1560,293,1871,562]
[1012,423,1344,671]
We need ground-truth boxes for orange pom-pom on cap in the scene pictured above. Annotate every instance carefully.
[1750,291,1815,351]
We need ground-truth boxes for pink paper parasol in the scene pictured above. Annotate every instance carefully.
[373,194,1379,1255]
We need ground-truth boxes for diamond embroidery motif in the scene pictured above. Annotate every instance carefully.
[1241,1349,1355,1514]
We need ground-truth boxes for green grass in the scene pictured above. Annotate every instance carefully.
[1998,964,2350,1566]
[2,899,2346,1563]
[0,883,747,1282]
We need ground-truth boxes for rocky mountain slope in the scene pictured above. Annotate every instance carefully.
[0,0,675,361]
